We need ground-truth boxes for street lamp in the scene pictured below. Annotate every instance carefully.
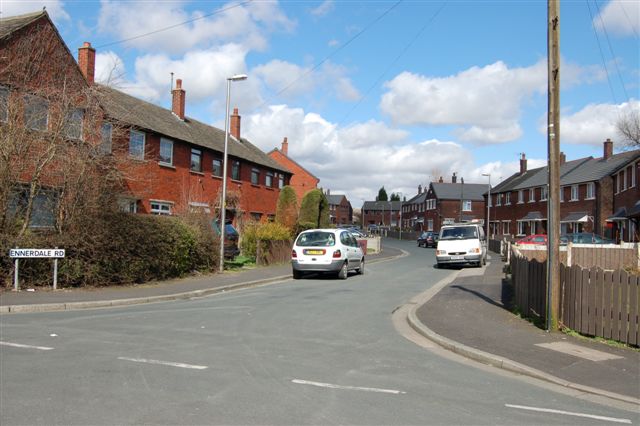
[219,74,248,272]
[482,173,491,239]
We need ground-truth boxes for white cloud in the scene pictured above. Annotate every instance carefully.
[594,1,640,37]
[97,0,295,54]
[554,100,639,146]
[1,0,69,22]
[95,51,126,85]
[311,1,335,17]
[242,105,475,202]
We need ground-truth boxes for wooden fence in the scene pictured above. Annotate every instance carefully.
[513,243,639,271]
[510,251,640,346]
[561,265,639,346]
[255,240,292,266]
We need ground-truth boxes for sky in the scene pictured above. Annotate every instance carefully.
[2,0,639,206]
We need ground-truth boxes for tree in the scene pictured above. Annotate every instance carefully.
[297,189,330,231]
[377,187,388,201]
[390,193,401,201]
[275,185,298,231]
[616,107,640,149]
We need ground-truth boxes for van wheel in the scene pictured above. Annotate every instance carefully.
[338,262,348,280]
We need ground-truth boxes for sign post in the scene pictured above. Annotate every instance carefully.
[9,248,65,291]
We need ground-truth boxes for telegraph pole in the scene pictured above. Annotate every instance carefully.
[546,0,561,331]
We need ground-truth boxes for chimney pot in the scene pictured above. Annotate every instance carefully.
[603,138,613,159]
[171,78,186,120]
[78,41,96,85]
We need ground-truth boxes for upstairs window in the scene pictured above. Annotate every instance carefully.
[496,194,502,206]
[265,171,274,187]
[632,162,637,188]
[251,168,260,185]
[63,108,84,140]
[212,159,222,177]
[586,182,595,200]
[24,94,48,131]
[190,148,202,172]
[570,185,579,201]
[560,186,564,202]
[278,174,284,189]
[129,129,145,160]
[159,138,173,166]
[0,86,8,122]
[100,123,112,154]
[540,186,548,201]
[505,192,511,205]
[517,190,524,204]
[232,161,241,180]
[462,200,472,211]
[529,188,535,202]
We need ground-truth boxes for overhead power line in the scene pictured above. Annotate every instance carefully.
[586,0,617,103]
[95,0,253,49]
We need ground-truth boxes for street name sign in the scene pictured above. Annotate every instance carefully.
[9,249,65,258]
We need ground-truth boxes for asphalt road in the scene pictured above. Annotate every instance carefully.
[1,239,637,425]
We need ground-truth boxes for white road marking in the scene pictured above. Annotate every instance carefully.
[505,404,632,424]
[117,357,208,370]
[0,341,54,351]
[292,379,406,395]
[534,342,623,361]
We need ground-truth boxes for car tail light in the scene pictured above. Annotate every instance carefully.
[332,250,342,258]
[292,249,297,258]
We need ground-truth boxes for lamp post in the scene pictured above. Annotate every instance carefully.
[219,74,247,272]
[482,173,491,238]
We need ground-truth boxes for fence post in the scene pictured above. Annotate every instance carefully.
[567,242,572,267]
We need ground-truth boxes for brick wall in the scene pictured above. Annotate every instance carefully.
[268,150,319,207]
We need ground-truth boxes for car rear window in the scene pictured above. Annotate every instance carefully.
[296,231,336,247]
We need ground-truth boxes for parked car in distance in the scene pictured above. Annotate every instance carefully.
[515,234,548,245]
[417,231,437,248]
[561,233,615,245]
[212,220,240,259]
[291,229,365,279]
[436,223,487,268]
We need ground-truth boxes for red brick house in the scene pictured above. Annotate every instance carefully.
[1,11,292,226]
[362,201,402,228]
[268,137,319,207]
[326,193,353,225]
[487,142,640,242]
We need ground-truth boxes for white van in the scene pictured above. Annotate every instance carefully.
[436,223,487,268]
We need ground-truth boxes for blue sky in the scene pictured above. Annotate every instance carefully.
[2,0,639,205]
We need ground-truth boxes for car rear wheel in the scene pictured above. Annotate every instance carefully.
[293,269,302,279]
[357,259,364,275]
[338,262,348,280]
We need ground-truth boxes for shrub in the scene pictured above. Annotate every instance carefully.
[241,221,292,260]
[297,189,330,232]
[275,185,298,231]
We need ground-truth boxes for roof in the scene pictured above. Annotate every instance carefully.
[430,182,487,201]
[362,200,402,211]
[406,192,428,205]
[97,85,290,174]
[267,148,318,180]
[560,212,590,223]
[0,11,45,39]
[326,194,348,206]
[519,211,545,221]
[606,208,627,222]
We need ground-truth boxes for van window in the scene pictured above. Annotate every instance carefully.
[440,226,478,240]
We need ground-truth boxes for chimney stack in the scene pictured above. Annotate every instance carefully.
[603,138,613,159]
[560,151,566,165]
[172,79,186,120]
[520,153,527,175]
[78,42,96,85]
[281,137,289,155]
[230,108,241,140]
[418,184,422,194]
[452,172,457,183]
[439,176,443,183]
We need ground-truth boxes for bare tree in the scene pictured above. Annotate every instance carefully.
[616,107,640,149]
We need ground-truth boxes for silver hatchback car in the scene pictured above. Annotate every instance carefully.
[291,229,365,279]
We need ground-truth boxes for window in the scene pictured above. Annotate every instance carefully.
[8,187,58,228]
[559,186,564,202]
[250,212,262,221]
[150,201,171,215]
[63,108,83,140]
[190,148,202,172]
[100,123,112,154]
[496,194,502,206]
[265,172,273,187]
[616,174,621,193]
[427,219,433,231]
[278,174,284,189]
[505,192,511,205]
[159,138,173,166]
[251,168,260,185]
[529,188,535,202]
[212,159,222,177]
[570,185,579,201]
[586,182,595,199]
[632,162,637,188]
[462,200,472,211]
[502,221,510,235]
[232,161,240,180]
[541,186,548,201]
[517,221,525,236]
[621,169,627,191]
[0,86,8,122]
[24,94,48,131]
[118,198,137,213]
[518,190,524,204]
[129,129,145,160]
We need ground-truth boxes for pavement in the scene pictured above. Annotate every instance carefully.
[2,245,639,409]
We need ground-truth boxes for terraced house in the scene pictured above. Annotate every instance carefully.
[487,142,640,242]
[1,11,291,227]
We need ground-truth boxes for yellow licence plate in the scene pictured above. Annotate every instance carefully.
[304,249,325,255]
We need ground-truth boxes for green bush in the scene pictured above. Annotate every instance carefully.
[275,185,298,231]
[241,221,292,259]
[1,212,217,288]
[297,189,330,232]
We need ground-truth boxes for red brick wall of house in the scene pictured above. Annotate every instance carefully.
[331,198,352,225]
[268,149,319,206]
[117,131,285,220]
